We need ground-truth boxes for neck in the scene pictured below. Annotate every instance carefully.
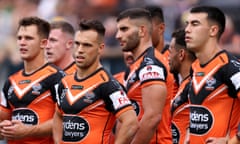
[56,54,74,70]
[195,41,221,65]
[133,38,152,59]
[179,61,192,83]
[76,61,102,79]
[155,37,164,53]
[24,54,47,74]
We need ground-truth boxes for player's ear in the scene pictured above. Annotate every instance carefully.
[158,23,165,34]
[138,25,147,37]
[209,25,219,37]
[98,43,105,54]
[66,39,73,50]
[40,39,48,49]
[178,49,185,61]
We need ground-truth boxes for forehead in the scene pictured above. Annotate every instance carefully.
[186,12,208,22]
[117,18,136,28]
[49,29,64,37]
[17,25,38,35]
[75,30,98,42]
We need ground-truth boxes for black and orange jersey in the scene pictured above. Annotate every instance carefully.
[188,50,240,143]
[171,76,191,144]
[124,47,176,144]
[0,63,64,144]
[55,67,133,144]
[114,71,125,85]
[63,62,77,75]
[161,44,170,60]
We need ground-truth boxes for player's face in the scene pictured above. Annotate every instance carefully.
[168,38,181,74]
[46,29,71,65]
[17,25,43,61]
[73,30,103,69]
[116,18,140,52]
[185,13,211,52]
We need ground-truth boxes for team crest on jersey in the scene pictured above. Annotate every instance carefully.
[32,83,42,95]
[83,92,95,103]
[18,80,31,84]
[205,77,216,90]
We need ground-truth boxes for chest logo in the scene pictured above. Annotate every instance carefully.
[192,65,220,94]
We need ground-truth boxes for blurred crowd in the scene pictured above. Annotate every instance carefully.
[0,0,239,90]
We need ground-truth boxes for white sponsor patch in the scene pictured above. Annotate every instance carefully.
[109,90,131,110]
[139,65,165,82]
[0,91,7,107]
[230,72,240,90]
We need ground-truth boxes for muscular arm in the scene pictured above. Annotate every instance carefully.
[53,110,63,143]
[131,84,167,144]
[115,110,139,144]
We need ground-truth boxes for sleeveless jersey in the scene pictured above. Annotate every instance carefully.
[188,51,240,143]
[171,77,191,144]
[0,63,64,144]
[55,67,133,144]
[124,47,176,144]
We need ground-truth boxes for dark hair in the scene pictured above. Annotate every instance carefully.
[18,16,50,39]
[190,6,225,39]
[116,8,151,22]
[172,29,186,47]
[172,29,196,61]
[78,19,105,39]
[145,5,164,23]
[50,21,75,36]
